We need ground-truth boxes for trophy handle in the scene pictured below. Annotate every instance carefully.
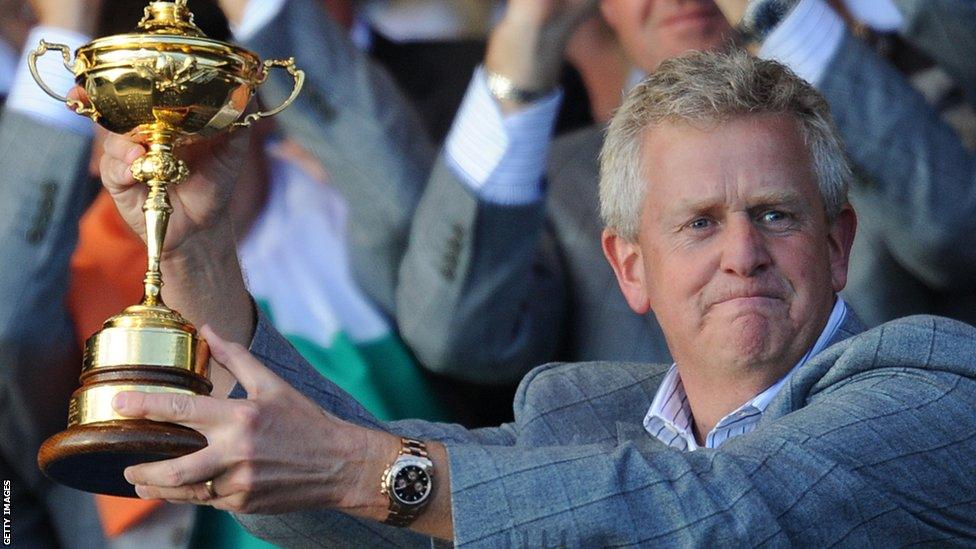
[28,40,100,123]
[232,57,305,130]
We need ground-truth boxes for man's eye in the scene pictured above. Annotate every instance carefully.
[760,210,788,224]
[688,218,712,230]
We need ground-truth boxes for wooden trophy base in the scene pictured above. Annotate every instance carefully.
[39,302,213,497]
[38,419,207,497]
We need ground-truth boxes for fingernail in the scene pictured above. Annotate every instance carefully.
[113,393,128,412]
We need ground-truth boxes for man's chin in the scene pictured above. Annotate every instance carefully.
[705,313,791,365]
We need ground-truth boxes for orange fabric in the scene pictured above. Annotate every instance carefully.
[67,191,163,538]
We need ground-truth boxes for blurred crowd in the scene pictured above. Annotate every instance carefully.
[0,0,973,547]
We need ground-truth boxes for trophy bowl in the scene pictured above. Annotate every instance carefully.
[30,1,303,144]
[75,34,263,138]
[29,0,304,497]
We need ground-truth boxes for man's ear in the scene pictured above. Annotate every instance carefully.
[827,204,857,293]
[602,228,652,314]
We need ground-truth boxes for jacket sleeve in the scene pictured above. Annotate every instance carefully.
[445,317,976,546]
[892,0,976,101]
[0,111,92,488]
[395,154,568,384]
[243,0,437,317]
[820,31,976,290]
[238,308,520,547]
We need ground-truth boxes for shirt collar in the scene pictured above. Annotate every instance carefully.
[644,297,849,450]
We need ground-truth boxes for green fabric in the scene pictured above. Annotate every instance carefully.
[256,299,451,422]
[189,506,278,549]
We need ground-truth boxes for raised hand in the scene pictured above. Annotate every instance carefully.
[712,0,751,26]
[487,0,602,106]
[28,0,104,34]
[96,121,248,257]
[213,0,248,27]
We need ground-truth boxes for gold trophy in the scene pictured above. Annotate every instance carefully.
[28,0,304,496]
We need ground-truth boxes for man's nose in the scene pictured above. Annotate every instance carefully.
[719,216,772,277]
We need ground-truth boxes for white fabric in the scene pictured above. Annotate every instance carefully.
[444,67,561,205]
[237,145,391,345]
[0,39,17,97]
[360,0,500,42]
[644,298,849,451]
[841,0,904,32]
[758,0,845,86]
[233,0,287,42]
[8,26,92,135]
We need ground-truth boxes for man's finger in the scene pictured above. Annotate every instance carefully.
[103,133,146,164]
[66,85,91,106]
[99,153,136,190]
[201,324,280,396]
[124,446,221,489]
[134,481,215,503]
[112,391,221,430]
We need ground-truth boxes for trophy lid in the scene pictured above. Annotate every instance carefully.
[80,0,258,69]
[136,0,206,37]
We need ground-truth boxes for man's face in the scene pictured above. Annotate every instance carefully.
[603,114,856,374]
[600,0,733,73]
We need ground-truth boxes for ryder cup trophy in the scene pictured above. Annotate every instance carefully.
[28,0,304,496]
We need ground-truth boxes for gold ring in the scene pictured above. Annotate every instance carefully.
[204,479,218,499]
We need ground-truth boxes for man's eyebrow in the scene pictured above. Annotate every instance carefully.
[745,189,806,208]
[671,189,805,212]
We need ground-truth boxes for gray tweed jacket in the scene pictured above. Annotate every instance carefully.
[237,307,976,546]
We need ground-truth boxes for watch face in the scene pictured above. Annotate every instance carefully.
[392,464,431,505]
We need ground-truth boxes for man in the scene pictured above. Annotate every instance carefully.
[99,51,976,545]
[395,0,976,384]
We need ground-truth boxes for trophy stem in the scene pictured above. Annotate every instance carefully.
[130,137,188,307]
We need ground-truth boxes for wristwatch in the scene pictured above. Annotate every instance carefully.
[380,438,434,527]
[737,0,800,44]
[486,70,553,105]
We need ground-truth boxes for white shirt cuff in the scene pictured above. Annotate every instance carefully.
[7,26,93,135]
[233,0,287,42]
[758,0,845,87]
[444,67,561,205]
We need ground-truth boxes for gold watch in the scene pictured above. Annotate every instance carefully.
[380,438,434,527]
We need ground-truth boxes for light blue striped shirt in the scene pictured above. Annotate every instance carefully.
[643,298,849,451]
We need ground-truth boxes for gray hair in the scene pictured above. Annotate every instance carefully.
[599,50,852,240]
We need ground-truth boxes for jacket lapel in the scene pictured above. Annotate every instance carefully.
[761,309,866,421]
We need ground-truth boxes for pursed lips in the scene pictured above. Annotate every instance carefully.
[706,290,788,311]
